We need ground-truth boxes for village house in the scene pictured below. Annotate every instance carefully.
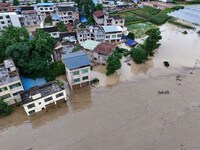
[0,59,24,106]
[37,3,54,16]
[0,3,12,12]
[93,42,116,64]
[76,28,93,43]
[38,26,60,39]
[56,5,79,24]
[19,6,40,27]
[60,32,77,43]
[0,12,21,30]
[101,25,123,43]
[93,10,125,27]
[62,51,91,89]
[21,81,67,115]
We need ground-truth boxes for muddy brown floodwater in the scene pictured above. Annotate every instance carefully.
[1,23,200,150]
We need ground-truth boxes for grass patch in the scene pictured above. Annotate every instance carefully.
[149,11,171,25]
[127,22,156,38]
[168,18,195,29]
[187,0,200,4]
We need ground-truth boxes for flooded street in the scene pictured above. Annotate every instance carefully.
[1,23,200,150]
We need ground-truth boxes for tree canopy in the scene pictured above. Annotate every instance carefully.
[130,46,147,64]
[56,21,66,32]
[13,0,19,5]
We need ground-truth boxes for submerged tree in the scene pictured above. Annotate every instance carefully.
[130,46,147,64]
[0,99,12,117]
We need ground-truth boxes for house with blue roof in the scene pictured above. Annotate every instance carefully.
[62,51,91,89]
[37,3,54,15]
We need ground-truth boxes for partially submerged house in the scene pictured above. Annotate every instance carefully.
[0,59,24,106]
[62,51,91,89]
[93,42,116,64]
[21,81,67,115]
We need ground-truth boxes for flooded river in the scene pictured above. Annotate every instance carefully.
[1,23,200,150]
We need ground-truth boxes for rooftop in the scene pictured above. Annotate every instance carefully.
[93,10,104,18]
[20,6,34,11]
[62,51,90,70]
[57,6,76,12]
[21,81,64,104]
[102,26,123,33]
[37,3,54,6]
[0,59,20,87]
[0,2,10,7]
[80,40,100,51]
[38,26,59,33]
[94,42,116,55]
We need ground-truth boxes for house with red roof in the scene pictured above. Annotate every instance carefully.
[93,42,116,64]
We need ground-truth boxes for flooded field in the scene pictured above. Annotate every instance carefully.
[1,23,200,150]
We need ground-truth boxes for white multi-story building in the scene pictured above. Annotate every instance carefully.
[56,5,79,24]
[62,51,91,89]
[0,59,24,106]
[37,3,54,16]
[0,12,21,30]
[101,25,123,43]
[21,81,68,115]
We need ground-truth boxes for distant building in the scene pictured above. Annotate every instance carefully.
[62,51,91,89]
[0,12,21,30]
[37,3,54,15]
[21,81,67,115]
[76,28,93,43]
[101,25,123,43]
[38,26,60,39]
[0,59,24,106]
[93,42,116,64]
[19,6,40,27]
[56,5,79,24]
[93,10,125,27]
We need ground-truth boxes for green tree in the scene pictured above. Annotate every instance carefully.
[44,0,48,2]
[2,0,6,3]
[56,21,66,32]
[127,32,135,40]
[106,52,122,75]
[13,0,19,5]
[94,3,103,11]
[60,0,63,2]
[130,46,147,64]
[144,28,162,55]
[0,99,12,117]
[52,0,56,3]
[0,26,29,63]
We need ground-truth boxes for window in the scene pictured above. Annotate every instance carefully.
[73,71,79,76]
[82,69,88,74]
[82,76,88,80]
[1,21,5,24]
[40,8,43,10]
[0,87,8,92]
[0,94,11,100]
[106,35,110,39]
[68,12,72,15]
[64,13,66,15]
[27,103,35,109]
[28,110,35,115]
[50,8,53,10]
[45,8,48,10]
[120,21,123,23]
[9,82,21,89]
[52,33,57,36]
[56,92,64,98]
[117,34,122,37]
[73,78,80,83]
[38,102,41,105]
[13,91,23,96]
[115,21,118,24]
[6,15,10,19]
[0,16,3,19]
[44,96,53,102]
[112,35,116,38]
[7,20,11,23]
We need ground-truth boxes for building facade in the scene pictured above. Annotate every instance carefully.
[37,3,54,16]
[0,12,21,30]
[62,51,91,89]
[39,26,60,39]
[0,59,24,106]
[21,81,67,115]
[19,6,40,27]
[56,6,79,24]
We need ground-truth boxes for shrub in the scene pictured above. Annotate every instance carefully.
[106,52,122,75]
[0,99,12,117]
[56,21,66,32]
[91,78,99,84]
[163,61,170,67]
[182,31,187,34]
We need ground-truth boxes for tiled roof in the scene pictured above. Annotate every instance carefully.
[93,10,104,18]
[94,42,116,55]
[62,51,90,70]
